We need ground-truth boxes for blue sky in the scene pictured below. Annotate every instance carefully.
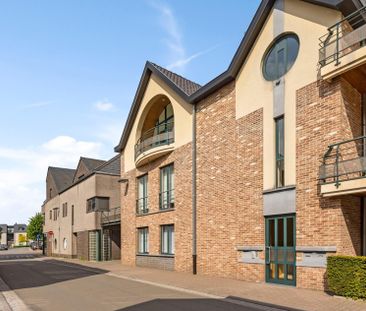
[0,0,260,224]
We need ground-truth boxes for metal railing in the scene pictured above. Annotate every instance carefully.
[319,136,366,187]
[135,121,174,159]
[136,197,149,215]
[159,190,175,210]
[319,6,366,67]
[101,207,121,225]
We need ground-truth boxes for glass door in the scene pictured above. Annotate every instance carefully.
[265,215,296,285]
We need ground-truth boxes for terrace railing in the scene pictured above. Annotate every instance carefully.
[319,6,366,67]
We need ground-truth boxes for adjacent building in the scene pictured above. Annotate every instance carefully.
[42,155,121,261]
[0,224,28,247]
[115,0,366,290]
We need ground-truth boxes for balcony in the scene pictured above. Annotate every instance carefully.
[319,6,366,90]
[134,121,174,167]
[101,207,121,225]
[319,136,366,197]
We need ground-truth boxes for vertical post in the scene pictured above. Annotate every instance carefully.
[335,145,340,188]
[335,23,340,65]
[192,104,197,275]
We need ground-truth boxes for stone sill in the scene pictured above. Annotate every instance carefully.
[136,254,174,258]
[136,208,175,217]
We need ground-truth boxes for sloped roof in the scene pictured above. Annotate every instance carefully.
[95,155,121,175]
[48,167,76,193]
[150,62,201,96]
[115,0,359,153]
[80,157,106,171]
[14,224,27,233]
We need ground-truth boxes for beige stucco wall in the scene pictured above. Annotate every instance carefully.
[123,74,193,172]
[43,173,120,256]
[235,0,341,190]
[0,233,7,245]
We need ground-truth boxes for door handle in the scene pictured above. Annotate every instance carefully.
[266,246,271,264]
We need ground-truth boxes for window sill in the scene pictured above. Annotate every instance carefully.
[136,208,175,217]
[136,254,174,258]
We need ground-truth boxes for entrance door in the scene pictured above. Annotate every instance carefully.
[265,215,296,285]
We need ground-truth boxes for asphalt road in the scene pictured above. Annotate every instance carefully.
[0,253,291,311]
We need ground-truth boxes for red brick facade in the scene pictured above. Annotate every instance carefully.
[121,75,364,290]
[120,144,193,272]
[296,78,362,289]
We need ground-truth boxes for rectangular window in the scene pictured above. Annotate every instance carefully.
[49,210,52,220]
[53,208,59,221]
[275,117,285,188]
[161,225,174,255]
[160,164,174,210]
[86,197,109,213]
[71,205,74,226]
[137,227,149,254]
[136,175,148,214]
[62,203,68,218]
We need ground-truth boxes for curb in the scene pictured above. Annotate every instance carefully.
[0,275,31,311]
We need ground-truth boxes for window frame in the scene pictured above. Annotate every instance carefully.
[262,33,299,81]
[160,224,174,255]
[275,116,285,188]
[159,164,174,210]
[136,174,148,214]
[62,202,68,218]
[137,227,149,254]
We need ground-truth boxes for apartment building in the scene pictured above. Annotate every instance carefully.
[0,224,27,247]
[42,155,121,261]
[115,0,366,290]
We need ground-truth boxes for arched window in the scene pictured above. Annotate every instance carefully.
[154,103,174,136]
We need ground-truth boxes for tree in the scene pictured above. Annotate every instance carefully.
[27,213,44,241]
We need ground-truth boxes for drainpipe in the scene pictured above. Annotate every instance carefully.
[192,104,197,275]
[363,94,366,255]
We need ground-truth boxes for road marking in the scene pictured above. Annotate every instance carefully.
[0,276,31,311]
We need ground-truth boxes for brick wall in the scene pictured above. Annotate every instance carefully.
[196,81,264,280]
[120,143,192,272]
[296,78,362,289]
[136,255,174,270]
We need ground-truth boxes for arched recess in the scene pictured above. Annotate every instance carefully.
[135,94,175,143]
[134,94,175,165]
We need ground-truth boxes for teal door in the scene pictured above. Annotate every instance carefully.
[265,215,296,286]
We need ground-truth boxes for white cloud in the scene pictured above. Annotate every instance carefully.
[22,101,53,109]
[94,100,114,111]
[166,45,219,71]
[149,1,186,68]
[149,1,216,72]
[0,136,102,224]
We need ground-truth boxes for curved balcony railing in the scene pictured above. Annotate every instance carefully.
[135,121,174,160]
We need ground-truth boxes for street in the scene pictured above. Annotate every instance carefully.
[0,250,291,311]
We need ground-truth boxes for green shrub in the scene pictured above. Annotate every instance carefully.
[327,255,366,300]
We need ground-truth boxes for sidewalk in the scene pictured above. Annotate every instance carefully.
[49,258,366,311]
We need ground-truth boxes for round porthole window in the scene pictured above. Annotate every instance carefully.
[63,238,67,250]
[262,33,299,81]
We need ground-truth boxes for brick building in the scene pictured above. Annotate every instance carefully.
[115,0,366,289]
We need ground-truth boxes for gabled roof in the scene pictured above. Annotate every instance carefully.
[150,63,201,96]
[115,0,359,153]
[95,154,121,175]
[72,157,106,182]
[81,157,106,171]
[48,167,76,193]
